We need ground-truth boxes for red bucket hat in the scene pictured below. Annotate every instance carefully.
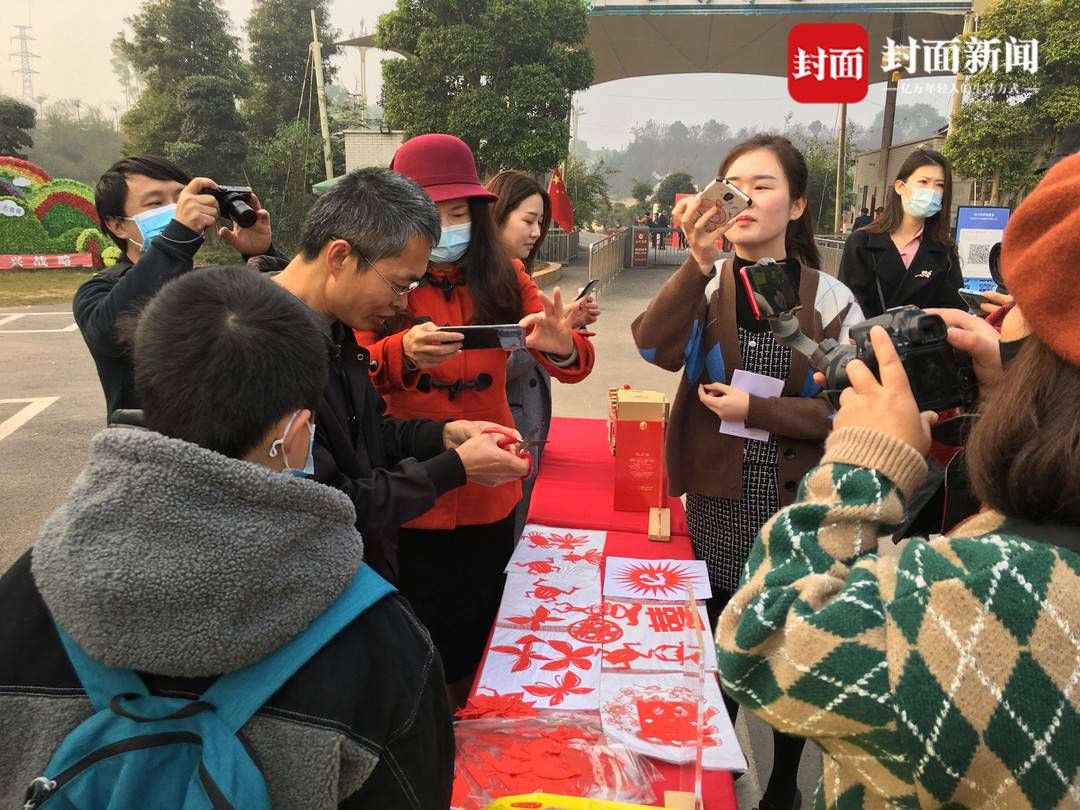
[390,133,498,203]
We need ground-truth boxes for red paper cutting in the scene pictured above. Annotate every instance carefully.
[489,634,552,673]
[525,578,580,602]
[455,689,539,720]
[616,560,697,598]
[513,557,560,575]
[521,671,594,706]
[504,605,564,631]
[540,639,597,671]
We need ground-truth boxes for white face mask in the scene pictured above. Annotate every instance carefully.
[268,410,316,478]
[124,203,178,251]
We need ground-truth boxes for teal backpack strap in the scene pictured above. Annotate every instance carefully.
[201,563,394,731]
[55,625,149,711]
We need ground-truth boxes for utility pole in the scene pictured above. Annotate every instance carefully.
[834,103,847,234]
[311,9,334,181]
[9,25,39,105]
[571,104,585,162]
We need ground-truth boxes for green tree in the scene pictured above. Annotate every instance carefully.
[630,180,653,205]
[945,0,1080,202]
[564,155,611,231]
[0,97,36,158]
[244,120,323,253]
[165,77,248,180]
[784,115,859,233]
[655,171,696,210]
[376,0,594,175]
[116,0,248,161]
[29,101,122,184]
[244,0,339,140]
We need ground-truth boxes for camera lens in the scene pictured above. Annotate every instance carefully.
[225,196,257,228]
[723,192,734,201]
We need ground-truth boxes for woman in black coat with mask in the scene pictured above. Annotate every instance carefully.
[839,148,965,317]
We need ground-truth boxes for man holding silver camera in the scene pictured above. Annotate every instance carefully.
[76,156,276,421]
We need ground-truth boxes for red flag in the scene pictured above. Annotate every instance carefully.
[548,168,574,232]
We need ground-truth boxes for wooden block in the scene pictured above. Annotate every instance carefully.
[648,506,671,542]
[664,790,697,810]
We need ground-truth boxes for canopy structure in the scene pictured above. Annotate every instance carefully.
[339,0,973,228]
[586,0,967,84]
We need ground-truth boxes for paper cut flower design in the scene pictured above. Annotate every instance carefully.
[490,634,551,673]
[550,532,591,551]
[505,605,564,631]
[541,639,597,671]
[455,688,539,720]
[615,560,697,598]
[569,615,623,645]
[522,671,594,706]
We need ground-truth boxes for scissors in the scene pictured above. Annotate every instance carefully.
[481,426,548,477]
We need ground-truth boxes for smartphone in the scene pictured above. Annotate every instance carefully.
[575,279,599,301]
[437,324,526,351]
[958,288,989,312]
[739,262,800,320]
[698,177,752,225]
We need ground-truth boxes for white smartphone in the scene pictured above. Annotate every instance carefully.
[698,178,752,225]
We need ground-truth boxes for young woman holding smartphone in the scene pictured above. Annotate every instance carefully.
[633,134,864,810]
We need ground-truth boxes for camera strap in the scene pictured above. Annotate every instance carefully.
[871,251,888,314]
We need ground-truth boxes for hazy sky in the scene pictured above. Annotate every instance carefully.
[3,0,955,150]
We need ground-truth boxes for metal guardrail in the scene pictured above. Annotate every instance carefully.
[587,228,629,293]
[814,236,846,278]
[536,228,580,264]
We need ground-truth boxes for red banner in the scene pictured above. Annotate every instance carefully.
[0,254,94,270]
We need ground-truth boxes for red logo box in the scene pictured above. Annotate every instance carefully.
[788,24,869,104]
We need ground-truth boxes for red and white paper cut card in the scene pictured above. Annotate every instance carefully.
[602,557,713,601]
[599,599,717,672]
[496,576,603,631]
[599,672,746,771]
[506,525,606,579]
[477,627,601,710]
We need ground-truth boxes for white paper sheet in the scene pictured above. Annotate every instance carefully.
[496,574,603,632]
[603,557,712,601]
[476,626,601,711]
[718,368,785,442]
[599,599,717,672]
[599,672,747,771]
[506,524,607,579]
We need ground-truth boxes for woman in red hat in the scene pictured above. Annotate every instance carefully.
[358,134,595,704]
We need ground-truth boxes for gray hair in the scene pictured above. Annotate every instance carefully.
[298,167,441,262]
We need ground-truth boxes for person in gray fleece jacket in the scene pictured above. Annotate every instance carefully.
[0,265,453,808]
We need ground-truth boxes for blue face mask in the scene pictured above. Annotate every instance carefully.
[430,221,472,264]
[126,203,178,251]
[269,410,316,478]
[902,186,943,219]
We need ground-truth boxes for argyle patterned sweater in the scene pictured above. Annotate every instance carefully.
[716,426,1080,809]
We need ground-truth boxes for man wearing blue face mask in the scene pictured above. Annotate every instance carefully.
[75,156,279,421]
[839,148,965,318]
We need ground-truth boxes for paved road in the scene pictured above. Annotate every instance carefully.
[0,259,820,807]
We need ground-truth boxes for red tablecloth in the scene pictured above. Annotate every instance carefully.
[470,417,738,809]
[527,417,690,538]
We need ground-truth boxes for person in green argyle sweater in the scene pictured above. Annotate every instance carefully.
[717,152,1080,809]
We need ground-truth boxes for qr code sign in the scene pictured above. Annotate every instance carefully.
[967,243,992,265]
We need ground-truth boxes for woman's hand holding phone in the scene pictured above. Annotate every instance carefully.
[672,194,737,277]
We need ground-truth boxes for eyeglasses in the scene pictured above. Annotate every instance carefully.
[358,253,422,297]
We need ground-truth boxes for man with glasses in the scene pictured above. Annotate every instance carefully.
[270,168,530,580]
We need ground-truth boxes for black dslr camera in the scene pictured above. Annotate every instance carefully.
[739,258,978,412]
[207,185,258,228]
